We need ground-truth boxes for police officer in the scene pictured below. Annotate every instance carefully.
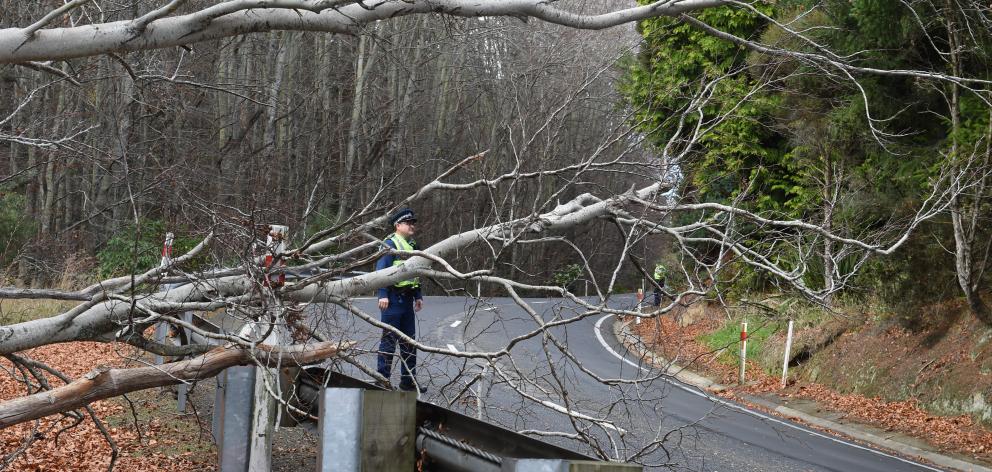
[375,208,426,392]
[652,262,668,307]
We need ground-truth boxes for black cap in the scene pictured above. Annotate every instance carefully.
[389,208,417,226]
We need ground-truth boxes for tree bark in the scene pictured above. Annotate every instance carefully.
[0,340,352,429]
[338,30,380,222]
[945,2,991,323]
[0,1,722,63]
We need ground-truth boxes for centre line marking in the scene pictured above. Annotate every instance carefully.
[450,320,463,328]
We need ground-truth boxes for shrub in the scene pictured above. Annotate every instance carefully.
[0,191,34,268]
[551,263,584,289]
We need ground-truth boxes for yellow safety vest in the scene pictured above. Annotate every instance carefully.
[653,264,667,281]
[388,233,420,289]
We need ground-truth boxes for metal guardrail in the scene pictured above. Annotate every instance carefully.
[184,308,638,471]
[416,427,503,472]
[294,368,598,466]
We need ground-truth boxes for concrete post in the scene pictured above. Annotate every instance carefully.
[177,311,193,413]
[156,233,175,366]
[318,388,417,472]
[207,221,290,470]
[249,364,276,472]
[477,364,488,420]
[235,322,281,472]
[213,321,284,471]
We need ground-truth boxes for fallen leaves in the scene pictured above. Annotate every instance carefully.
[0,342,217,471]
[790,383,992,456]
[633,307,992,461]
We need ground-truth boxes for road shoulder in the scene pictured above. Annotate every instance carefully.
[611,316,992,472]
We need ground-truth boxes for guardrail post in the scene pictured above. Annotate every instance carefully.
[153,322,169,365]
[217,366,256,472]
[211,373,225,441]
[318,388,416,471]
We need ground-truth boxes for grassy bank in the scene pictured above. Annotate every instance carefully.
[693,296,992,429]
[0,298,76,324]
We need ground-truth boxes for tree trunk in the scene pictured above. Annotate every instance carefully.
[338,31,380,223]
[0,341,351,429]
[946,4,991,323]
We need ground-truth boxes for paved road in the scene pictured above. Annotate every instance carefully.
[308,295,943,471]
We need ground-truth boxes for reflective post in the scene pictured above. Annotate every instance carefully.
[781,319,794,388]
[739,321,748,385]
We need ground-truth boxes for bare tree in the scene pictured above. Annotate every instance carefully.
[0,1,989,469]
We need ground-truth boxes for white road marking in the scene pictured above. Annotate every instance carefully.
[458,304,625,435]
[592,315,942,472]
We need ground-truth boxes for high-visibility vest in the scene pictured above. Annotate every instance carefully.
[388,233,420,289]
[653,264,667,282]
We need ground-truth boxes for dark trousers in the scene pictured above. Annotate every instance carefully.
[377,289,417,386]
[653,279,666,306]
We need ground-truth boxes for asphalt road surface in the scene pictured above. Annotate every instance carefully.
[305,294,943,472]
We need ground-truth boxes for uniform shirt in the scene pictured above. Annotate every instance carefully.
[375,237,424,300]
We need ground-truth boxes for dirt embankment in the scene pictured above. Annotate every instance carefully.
[797,300,992,428]
[631,301,992,459]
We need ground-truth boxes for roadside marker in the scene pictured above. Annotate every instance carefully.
[592,314,943,472]
[739,321,748,385]
[161,232,174,267]
[263,225,289,288]
[635,289,644,325]
[781,319,794,388]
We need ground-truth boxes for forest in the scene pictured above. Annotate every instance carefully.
[1,0,991,470]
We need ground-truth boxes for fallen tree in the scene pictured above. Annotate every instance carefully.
[0,340,353,429]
